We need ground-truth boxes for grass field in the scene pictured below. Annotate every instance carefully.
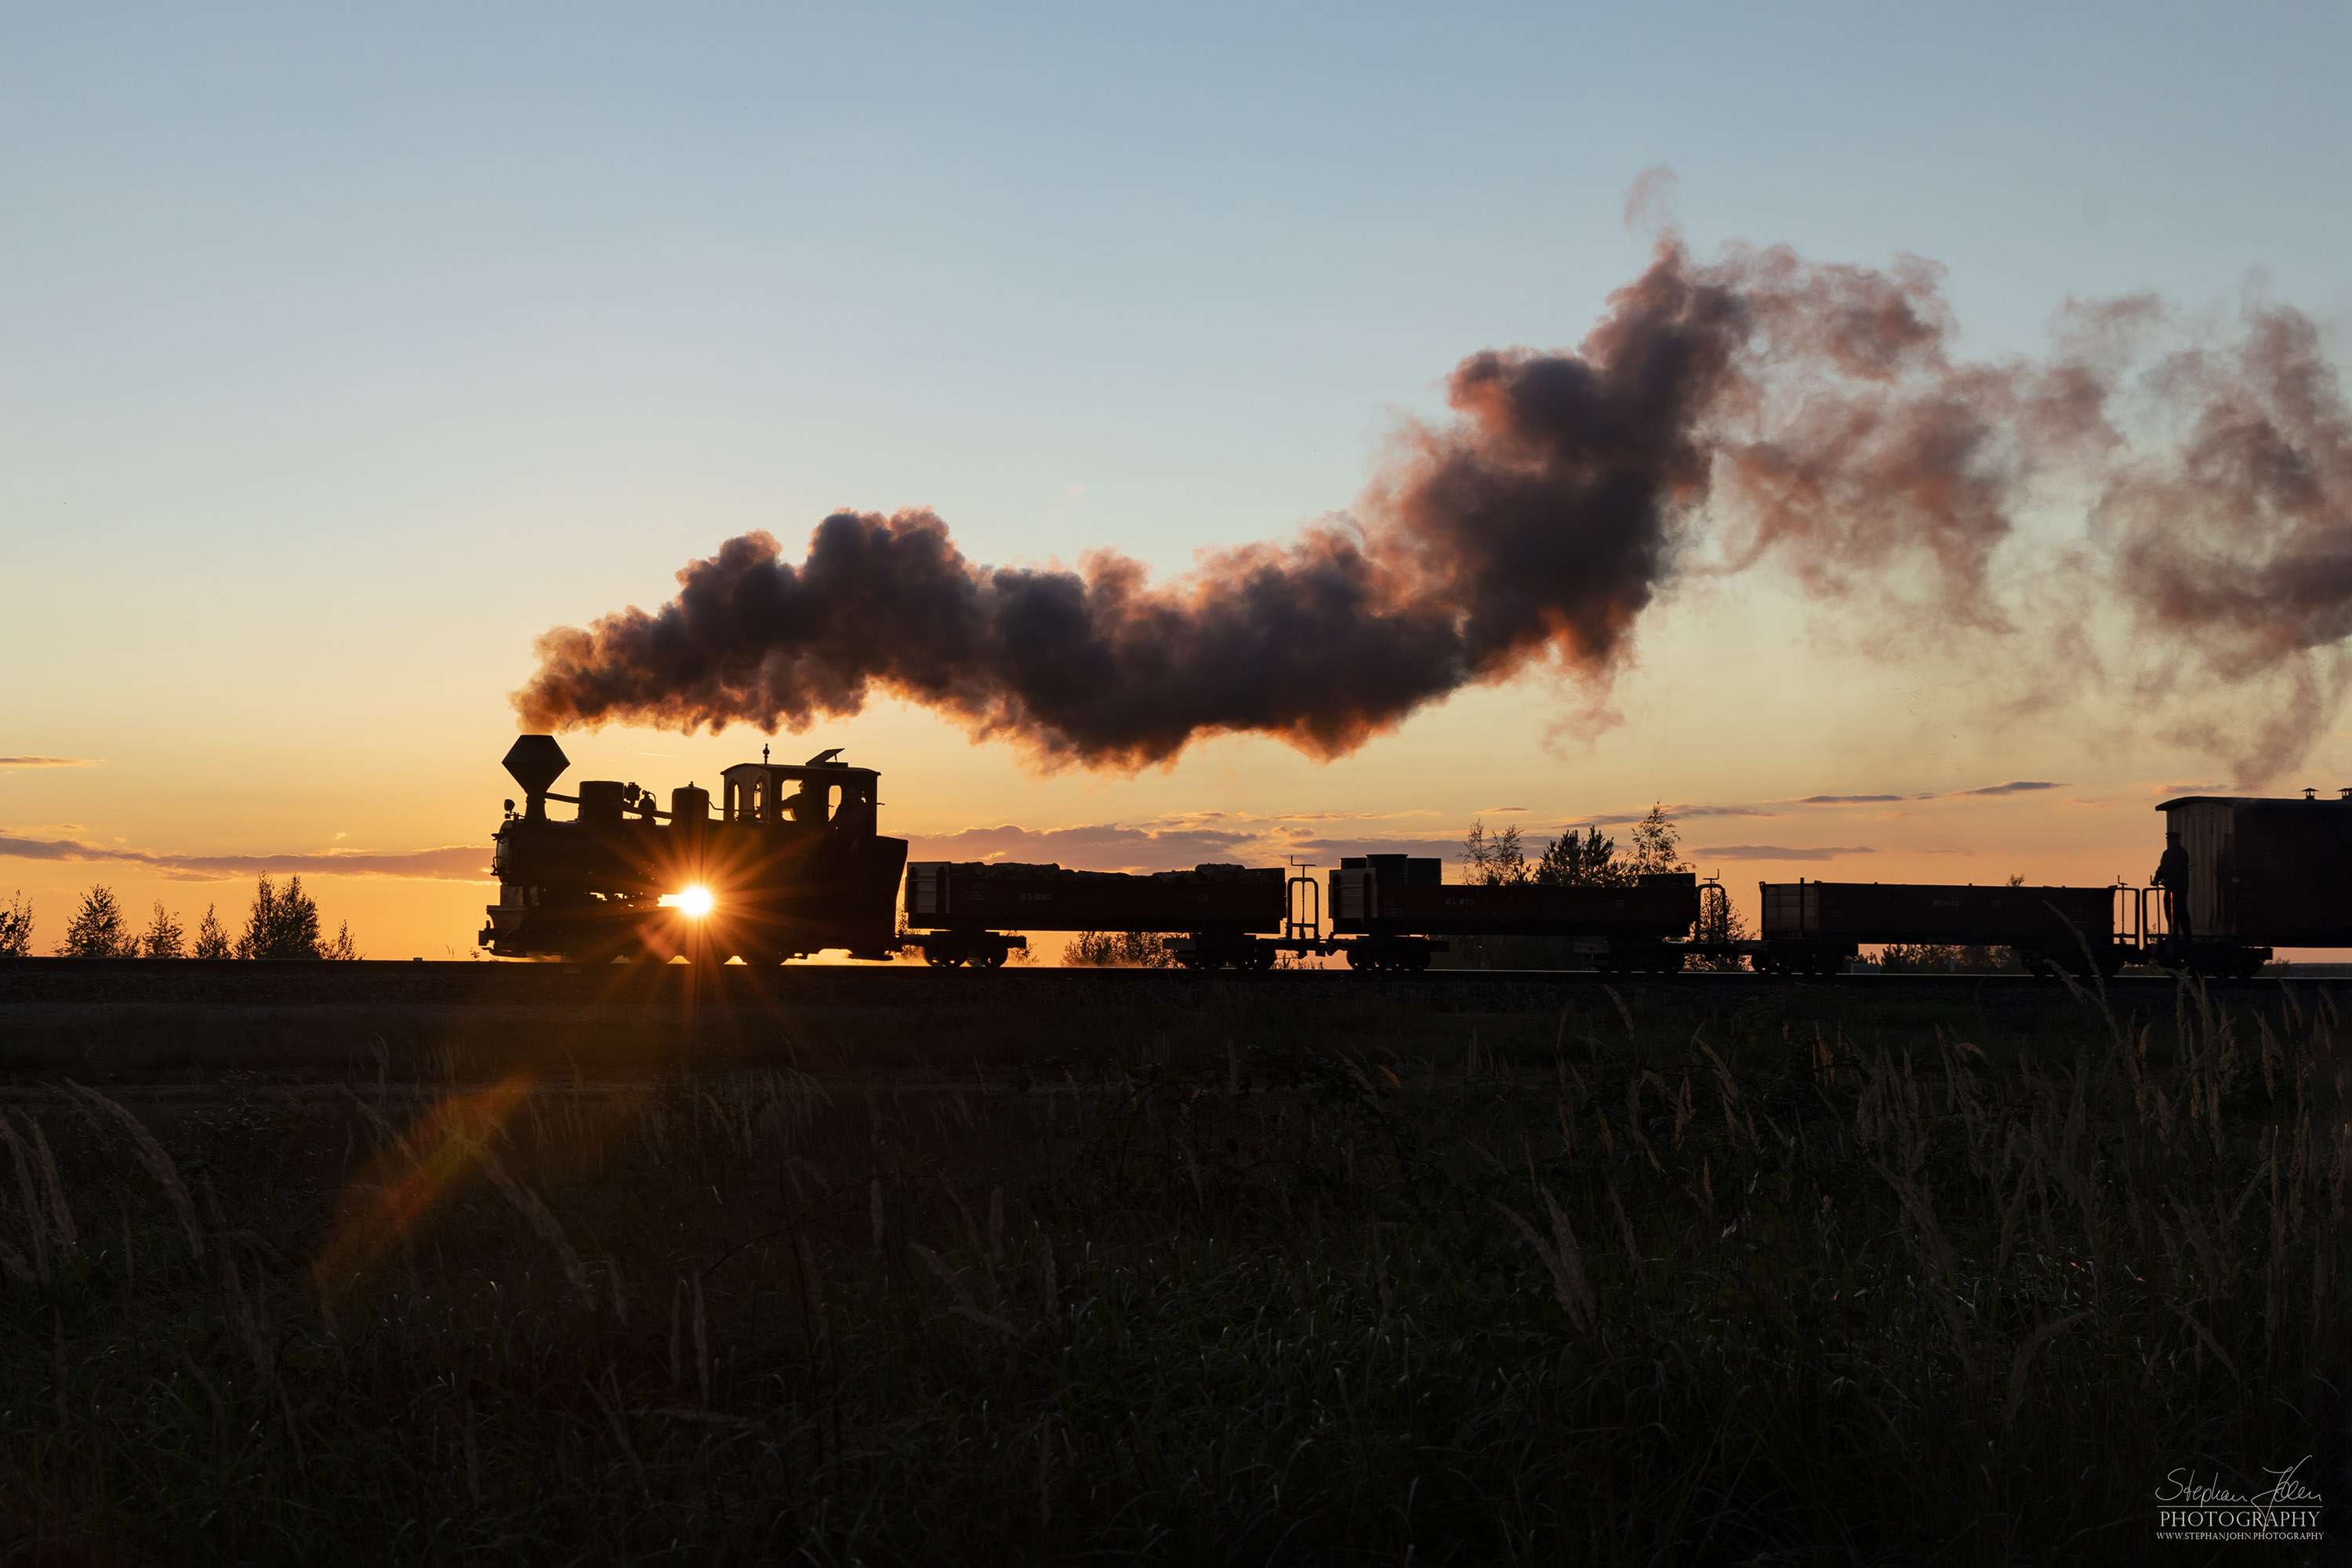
[2,974,2346,1562]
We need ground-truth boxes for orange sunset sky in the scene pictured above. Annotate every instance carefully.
[3,8,2347,960]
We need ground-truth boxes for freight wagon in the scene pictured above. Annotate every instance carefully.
[1327,855,1704,972]
[901,861,1288,969]
[1755,881,2121,977]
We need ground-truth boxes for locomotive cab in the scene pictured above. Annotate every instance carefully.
[720,753,879,838]
[480,735,907,963]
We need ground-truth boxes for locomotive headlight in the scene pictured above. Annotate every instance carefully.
[662,886,716,918]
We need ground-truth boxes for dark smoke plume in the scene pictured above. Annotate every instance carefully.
[516,236,2352,779]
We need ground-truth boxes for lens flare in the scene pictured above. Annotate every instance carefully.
[662,885,715,918]
[311,1070,534,1299]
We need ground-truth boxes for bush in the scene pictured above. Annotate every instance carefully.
[1878,942,2015,973]
[1062,931,1178,967]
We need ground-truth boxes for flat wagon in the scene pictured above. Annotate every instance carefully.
[902,862,1287,968]
[1756,880,2120,976]
[1328,855,1703,972]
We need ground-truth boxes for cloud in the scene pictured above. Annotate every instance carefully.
[1962,781,2060,796]
[909,818,1487,871]
[0,835,490,883]
[1287,837,1465,862]
[1795,794,1904,804]
[0,757,99,768]
[1580,804,1774,826]
[904,823,1252,872]
[1692,844,1874,862]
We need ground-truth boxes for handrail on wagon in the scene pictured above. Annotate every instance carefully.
[1693,876,1733,948]
[2113,882,2168,953]
[1285,858,1322,943]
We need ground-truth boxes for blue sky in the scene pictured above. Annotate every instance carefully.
[0,2,2345,953]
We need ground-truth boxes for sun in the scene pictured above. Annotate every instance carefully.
[664,886,716,918]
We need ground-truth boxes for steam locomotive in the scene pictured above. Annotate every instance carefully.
[479,736,2347,976]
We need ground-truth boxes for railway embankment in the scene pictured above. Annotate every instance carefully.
[0,956,2332,1080]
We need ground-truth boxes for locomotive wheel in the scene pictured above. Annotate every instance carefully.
[1249,947,1276,971]
[976,947,1007,969]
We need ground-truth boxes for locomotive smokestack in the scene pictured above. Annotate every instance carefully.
[513,224,2352,781]
[503,735,569,822]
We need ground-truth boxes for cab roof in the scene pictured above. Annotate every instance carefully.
[721,759,877,785]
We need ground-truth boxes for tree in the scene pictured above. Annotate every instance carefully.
[0,892,31,958]
[237,874,323,960]
[60,885,133,957]
[1460,820,1530,886]
[1624,804,1689,879]
[324,920,361,961]
[193,903,232,960]
[140,902,187,959]
[1534,826,1623,887]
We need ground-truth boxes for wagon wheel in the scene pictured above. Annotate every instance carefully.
[976,947,1007,969]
